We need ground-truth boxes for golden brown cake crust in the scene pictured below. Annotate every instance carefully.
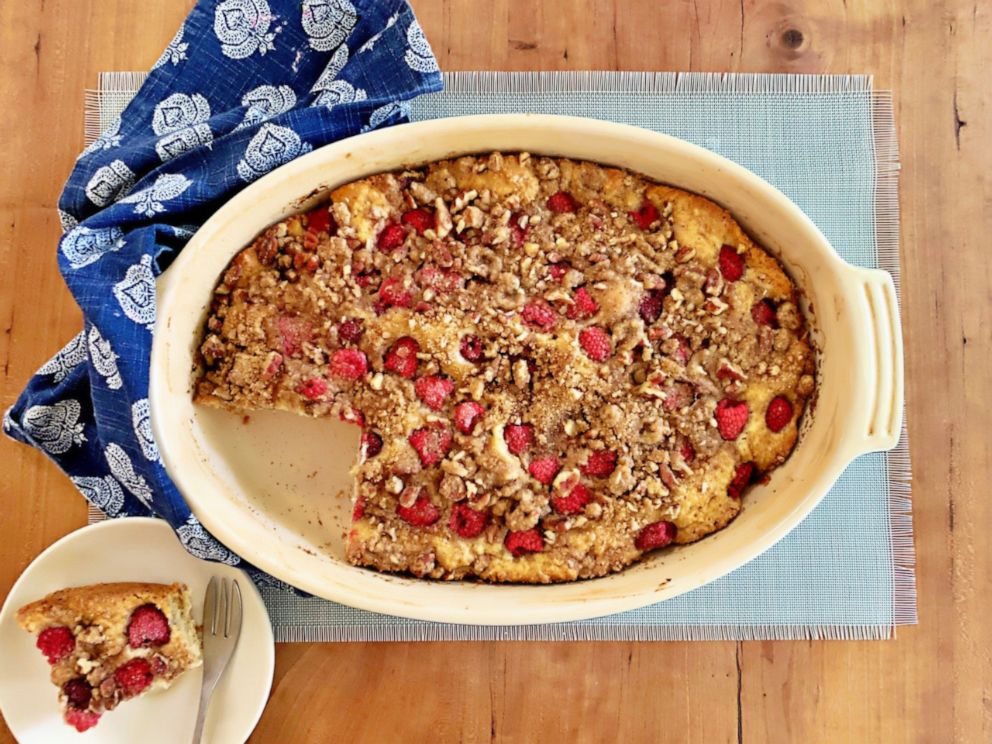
[194,153,815,584]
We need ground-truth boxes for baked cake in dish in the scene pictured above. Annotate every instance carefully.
[194,153,815,583]
[16,582,202,731]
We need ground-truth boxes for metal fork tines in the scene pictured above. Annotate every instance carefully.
[192,577,243,744]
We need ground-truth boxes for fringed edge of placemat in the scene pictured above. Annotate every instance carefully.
[869,90,916,629]
[84,70,914,641]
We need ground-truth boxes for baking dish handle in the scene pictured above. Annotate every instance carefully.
[846,266,905,455]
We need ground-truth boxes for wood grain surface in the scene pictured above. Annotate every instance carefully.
[0,1,988,742]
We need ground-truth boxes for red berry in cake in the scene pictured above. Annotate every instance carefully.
[36,626,75,664]
[751,299,778,327]
[567,286,599,320]
[352,495,366,520]
[510,212,528,247]
[330,348,369,381]
[276,315,312,357]
[361,431,383,458]
[63,678,93,710]
[355,268,381,290]
[719,244,745,282]
[449,503,489,538]
[504,424,533,455]
[338,318,364,343]
[765,395,794,432]
[662,381,695,412]
[505,528,544,556]
[552,482,592,515]
[401,208,435,235]
[64,709,101,732]
[727,461,756,499]
[298,376,328,400]
[680,442,696,463]
[414,375,455,410]
[377,223,407,252]
[629,201,660,230]
[379,278,412,308]
[715,398,749,440]
[579,326,612,361]
[306,207,333,234]
[459,334,484,362]
[548,262,569,281]
[547,191,578,213]
[638,289,666,324]
[409,423,452,467]
[454,401,485,434]
[397,493,441,527]
[114,658,154,697]
[528,455,561,485]
[127,604,171,648]
[522,299,557,329]
[384,336,420,378]
[634,521,677,551]
[581,450,617,478]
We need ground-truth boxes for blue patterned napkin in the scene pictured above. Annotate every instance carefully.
[3,0,441,583]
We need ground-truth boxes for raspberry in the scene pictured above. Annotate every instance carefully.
[579,326,612,361]
[567,287,599,320]
[338,318,364,343]
[551,482,592,515]
[384,336,420,378]
[449,503,489,538]
[662,381,695,412]
[276,315,312,357]
[65,709,101,732]
[127,604,171,648]
[352,495,366,520]
[409,423,452,466]
[581,450,617,478]
[510,212,528,247]
[63,678,92,710]
[377,223,407,252]
[727,461,756,499]
[330,348,368,381]
[379,278,412,308]
[459,334,484,362]
[548,262,569,281]
[719,244,745,282]
[401,208,435,235]
[715,398,749,440]
[397,492,441,527]
[339,407,365,427]
[417,266,464,295]
[634,521,677,551]
[355,268,381,290]
[638,289,666,324]
[672,334,691,365]
[454,401,485,434]
[414,374,455,410]
[528,455,561,485]
[114,658,154,697]
[547,191,578,214]
[305,207,334,234]
[629,201,660,230]
[504,424,533,455]
[298,376,328,400]
[505,528,544,556]
[522,299,557,329]
[361,431,383,458]
[36,626,75,664]
[751,298,778,327]
[765,395,794,432]
[680,442,696,463]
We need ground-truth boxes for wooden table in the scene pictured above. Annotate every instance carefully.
[1,1,988,741]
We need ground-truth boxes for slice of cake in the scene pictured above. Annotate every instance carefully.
[16,582,202,732]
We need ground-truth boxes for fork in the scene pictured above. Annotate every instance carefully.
[192,577,243,744]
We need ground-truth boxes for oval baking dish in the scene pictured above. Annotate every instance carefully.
[149,114,903,624]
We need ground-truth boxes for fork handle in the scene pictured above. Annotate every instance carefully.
[191,679,217,744]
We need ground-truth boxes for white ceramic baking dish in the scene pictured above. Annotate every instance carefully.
[150,114,903,624]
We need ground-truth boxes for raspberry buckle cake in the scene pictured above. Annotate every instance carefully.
[194,152,815,583]
[16,582,201,731]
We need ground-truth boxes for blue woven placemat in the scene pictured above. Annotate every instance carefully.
[90,70,914,641]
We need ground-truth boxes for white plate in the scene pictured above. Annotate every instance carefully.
[0,518,274,743]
